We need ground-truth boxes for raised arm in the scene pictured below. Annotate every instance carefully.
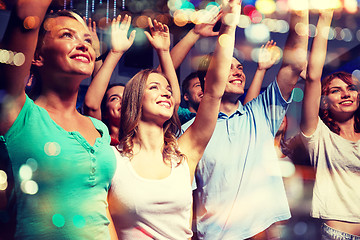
[300,9,334,136]
[0,0,51,135]
[83,15,135,119]
[168,8,221,70]
[276,8,309,101]
[145,18,181,107]
[244,40,279,104]
[84,17,103,75]
[179,0,241,180]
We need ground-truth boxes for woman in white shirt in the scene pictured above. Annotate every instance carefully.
[107,1,241,239]
[300,9,360,240]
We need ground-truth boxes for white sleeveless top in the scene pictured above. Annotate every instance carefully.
[108,146,193,240]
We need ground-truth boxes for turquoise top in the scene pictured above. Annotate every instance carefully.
[0,95,116,239]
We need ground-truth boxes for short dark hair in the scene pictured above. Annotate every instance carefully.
[197,53,242,91]
[181,72,199,96]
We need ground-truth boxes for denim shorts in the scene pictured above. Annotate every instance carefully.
[322,223,360,240]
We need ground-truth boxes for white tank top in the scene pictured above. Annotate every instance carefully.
[108,146,193,240]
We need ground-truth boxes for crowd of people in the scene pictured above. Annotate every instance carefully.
[0,0,359,239]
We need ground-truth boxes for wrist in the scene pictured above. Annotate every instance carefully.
[109,48,126,55]
[187,29,201,40]
[256,66,267,71]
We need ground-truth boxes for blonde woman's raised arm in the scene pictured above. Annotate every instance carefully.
[0,0,51,135]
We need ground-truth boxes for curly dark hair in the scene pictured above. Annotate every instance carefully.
[319,71,360,134]
[118,69,186,166]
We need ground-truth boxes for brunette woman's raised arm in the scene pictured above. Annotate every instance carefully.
[300,9,334,136]
[83,15,135,119]
[145,18,181,107]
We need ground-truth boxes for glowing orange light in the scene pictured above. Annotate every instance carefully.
[23,16,40,30]
[136,15,149,28]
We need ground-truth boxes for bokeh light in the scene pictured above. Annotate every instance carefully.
[132,28,147,45]
[205,2,220,11]
[43,18,56,31]
[135,15,149,28]
[0,170,7,191]
[73,215,86,228]
[13,52,25,67]
[237,15,251,28]
[327,27,336,40]
[20,180,38,195]
[295,22,309,37]
[340,28,353,42]
[19,164,33,181]
[173,9,189,27]
[293,88,304,102]
[310,0,342,9]
[26,158,38,172]
[180,1,195,10]
[288,0,308,10]
[155,14,170,26]
[276,0,289,14]
[23,16,40,30]
[256,0,276,15]
[244,23,270,44]
[249,9,263,24]
[352,69,360,82]
[44,142,61,156]
[218,34,232,49]
[308,24,317,38]
[276,20,289,33]
[0,49,10,64]
[52,214,66,228]
[344,0,358,13]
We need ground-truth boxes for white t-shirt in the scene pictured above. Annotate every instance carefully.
[301,118,360,223]
[108,147,193,239]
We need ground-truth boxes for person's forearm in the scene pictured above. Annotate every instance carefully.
[244,68,266,104]
[169,29,200,70]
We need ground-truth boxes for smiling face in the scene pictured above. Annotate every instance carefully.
[225,57,246,96]
[325,78,359,118]
[36,16,95,79]
[141,73,174,123]
[104,85,125,125]
[184,77,203,112]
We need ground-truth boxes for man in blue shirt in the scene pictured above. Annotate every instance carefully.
[182,8,309,240]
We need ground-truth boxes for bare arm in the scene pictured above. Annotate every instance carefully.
[0,0,51,135]
[84,17,103,75]
[179,0,241,181]
[244,40,279,104]
[83,15,135,119]
[276,9,309,101]
[145,18,181,107]
[169,8,221,70]
[300,9,334,136]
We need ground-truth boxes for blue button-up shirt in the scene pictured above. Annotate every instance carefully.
[182,80,292,239]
